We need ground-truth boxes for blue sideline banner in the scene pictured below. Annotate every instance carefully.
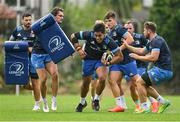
[4,41,29,85]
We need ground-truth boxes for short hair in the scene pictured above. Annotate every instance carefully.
[95,20,105,24]
[22,13,31,19]
[126,20,136,27]
[104,11,116,20]
[51,7,64,16]
[93,23,106,34]
[144,21,157,33]
[125,19,138,32]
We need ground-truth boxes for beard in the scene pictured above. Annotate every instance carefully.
[25,23,31,28]
[145,34,150,39]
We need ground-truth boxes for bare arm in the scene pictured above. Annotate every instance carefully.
[120,32,134,50]
[129,50,159,62]
[71,33,86,59]
[123,40,147,55]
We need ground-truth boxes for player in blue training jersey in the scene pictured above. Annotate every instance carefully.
[71,22,123,112]
[9,13,41,111]
[89,20,109,109]
[124,20,159,113]
[124,21,173,113]
[31,7,64,112]
[104,11,140,112]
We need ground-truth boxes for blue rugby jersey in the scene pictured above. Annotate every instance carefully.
[108,24,134,64]
[74,31,119,60]
[145,35,172,70]
[11,25,35,46]
[132,33,148,68]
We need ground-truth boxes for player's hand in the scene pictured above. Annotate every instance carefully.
[122,40,129,48]
[77,49,87,59]
[129,53,139,60]
[101,57,110,66]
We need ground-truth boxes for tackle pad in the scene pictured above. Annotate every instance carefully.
[32,13,75,63]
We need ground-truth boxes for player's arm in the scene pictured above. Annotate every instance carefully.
[71,31,87,59]
[129,49,159,62]
[123,40,147,55]
[117,27,134,50]
[110,48,123,64]
[102,39,123,66]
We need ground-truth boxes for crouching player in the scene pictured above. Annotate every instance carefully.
[123,21,173,113]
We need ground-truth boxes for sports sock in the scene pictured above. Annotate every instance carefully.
[141,101,149,110]
[149,96,156,103]
[80,97,86,105]
[52,96,56,102]
[120,95,127,108]
[156,95,165,104]
[116,96,123,107]
[43,98,48,103]
[94,94,100,101]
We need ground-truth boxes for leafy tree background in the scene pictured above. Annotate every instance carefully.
[149,0,180,94]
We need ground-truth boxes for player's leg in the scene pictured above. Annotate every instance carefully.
[91,72,98,109]
[36,68,48,112]
[45,60,59,111]
[31,53,49,112]
[31,78,41,111]
[129,74,141,112]
[145,67,173,113]
[93,65,108,111]
[29,57,41,111]
[91,72,98,100]
[107,64,125,112]
[75,59,94,112]
[123,61,139,111]
[117,76,127,109]
[23,82,33,90]
[135,77,150,113]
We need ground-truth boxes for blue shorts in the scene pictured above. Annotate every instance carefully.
[147,66,173,85]
[125,67,146,81]
[109,61,138,77]
[31,53,52,69]
[82,59,105,77]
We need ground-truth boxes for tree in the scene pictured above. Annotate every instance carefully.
[149,0,180,94]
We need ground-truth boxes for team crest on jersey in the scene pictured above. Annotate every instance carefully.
[135,40,140,45]
[48,36,65,53]
[113,32,117,37]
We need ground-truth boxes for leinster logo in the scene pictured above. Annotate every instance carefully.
[9,62,24,76]
[48,36,65,53]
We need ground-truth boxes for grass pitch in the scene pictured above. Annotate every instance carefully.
[0,94,180,121]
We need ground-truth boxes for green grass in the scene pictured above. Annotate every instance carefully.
[0,94,180,121]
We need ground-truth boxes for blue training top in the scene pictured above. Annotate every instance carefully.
[145,35,172,70]
[74,31,119,60]
[132,33,148,68]
[108,24,134,64]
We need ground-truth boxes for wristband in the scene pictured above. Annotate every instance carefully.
[76,46,81,51]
